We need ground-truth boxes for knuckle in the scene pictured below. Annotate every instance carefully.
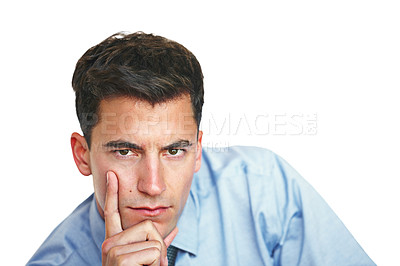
[101,238,112,255]
[108,246,118,259]
[148,240,162,251]
[117,254,138,266]
[140,220,155,235]
[103,209,118,217]
[154,240,162,250]
[143,219,154,229]
[148,246,162,257]
[116,256,127,266]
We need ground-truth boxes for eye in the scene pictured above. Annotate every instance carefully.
[167,148,184,156]
[116,149,134,156]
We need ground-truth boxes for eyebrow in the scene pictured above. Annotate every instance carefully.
[162,140,193,150]
[104,141,143,150]
[103,139,193,150]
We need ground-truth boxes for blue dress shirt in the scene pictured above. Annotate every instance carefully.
[28,146,375,265]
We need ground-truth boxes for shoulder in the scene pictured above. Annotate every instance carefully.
[27,195,100,265]
[198,145,302,182]
[200,145,278,175]
[192,146,306,257]
[194,145,305,197]
[195,145,309,206]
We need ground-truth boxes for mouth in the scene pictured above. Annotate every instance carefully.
[129,206,170,217]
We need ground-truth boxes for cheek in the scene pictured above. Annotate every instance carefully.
[92,170,108,211]
[176,171,194,205]
[93,176,107,211]
[90,153,133,210]
[90,154,113,210]
[177,158,197,197]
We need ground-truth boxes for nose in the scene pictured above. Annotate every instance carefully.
[137,155,166,196]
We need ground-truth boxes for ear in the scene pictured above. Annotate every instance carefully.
[71,132,92,176]
[194,130,203,173]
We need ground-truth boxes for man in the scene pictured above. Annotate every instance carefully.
[28,32,375,265]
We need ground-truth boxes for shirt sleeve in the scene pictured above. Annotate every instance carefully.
[270,154,376,266]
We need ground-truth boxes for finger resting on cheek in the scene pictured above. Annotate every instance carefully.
[104,171,122,238]
[106,171,118,192]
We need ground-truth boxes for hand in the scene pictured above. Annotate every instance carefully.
[101,171,178,266]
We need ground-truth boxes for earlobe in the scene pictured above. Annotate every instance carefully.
[71,132,92,176]
[194,130,203,173]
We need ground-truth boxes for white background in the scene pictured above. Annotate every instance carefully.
[1,1,399,265]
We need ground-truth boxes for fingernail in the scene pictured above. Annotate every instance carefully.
[106,172,109,185]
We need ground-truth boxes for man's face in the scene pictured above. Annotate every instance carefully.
[87,95,202,238]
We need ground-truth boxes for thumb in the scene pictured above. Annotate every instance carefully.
[164,227,179,248]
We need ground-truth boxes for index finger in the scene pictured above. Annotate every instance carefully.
[104,171,123,238]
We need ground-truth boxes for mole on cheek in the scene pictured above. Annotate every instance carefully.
[129,190,132,193]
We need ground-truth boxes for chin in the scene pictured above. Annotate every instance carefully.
[122,216,176,238]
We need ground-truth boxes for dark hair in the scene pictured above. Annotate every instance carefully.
[72,31,204,147]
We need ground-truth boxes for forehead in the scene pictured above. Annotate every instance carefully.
[91,95,197,145]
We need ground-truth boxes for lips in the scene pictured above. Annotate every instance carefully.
[129,206,170,217]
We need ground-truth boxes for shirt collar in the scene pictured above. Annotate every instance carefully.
[88,186,200,257]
